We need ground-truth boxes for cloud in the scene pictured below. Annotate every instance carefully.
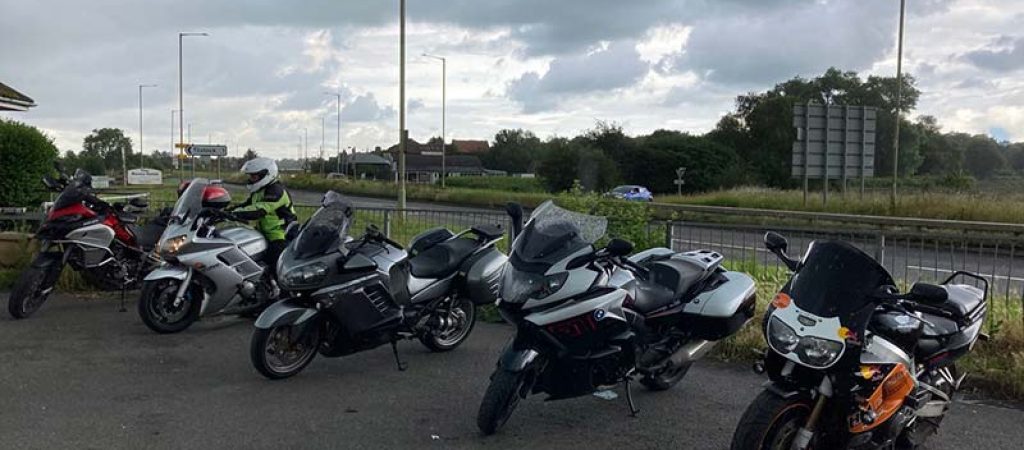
[963,36,1024,72]
[507,41,648,112]
[343,93,395,122]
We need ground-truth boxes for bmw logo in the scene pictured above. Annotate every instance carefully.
[593,309,607,321]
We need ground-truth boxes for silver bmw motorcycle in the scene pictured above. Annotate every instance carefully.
[137,179,279,333]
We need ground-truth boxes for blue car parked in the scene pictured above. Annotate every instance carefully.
[608,185,653,202]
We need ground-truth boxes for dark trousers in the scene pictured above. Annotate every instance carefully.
[265,239,287,278]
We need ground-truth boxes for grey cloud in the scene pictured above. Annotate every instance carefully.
[507,41,648,112]
[409,98,425,111]
[963,36,1024,72]
[678,0,893,86]
[343,93,394,122]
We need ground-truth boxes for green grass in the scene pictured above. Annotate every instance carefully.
[659,187,1024,223]
[445,176,545,193]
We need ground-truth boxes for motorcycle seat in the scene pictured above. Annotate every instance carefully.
[117,212,139,224]
[408,237,478,278]
[631,279,677,314]
[472,224,504,240]
[932,284,984,319]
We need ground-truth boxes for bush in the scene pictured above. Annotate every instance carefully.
[558,183,663,251]
[0,119,58,207]
[445,176,545,193]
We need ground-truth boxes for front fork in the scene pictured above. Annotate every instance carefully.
[173,269,194,309]
[791,369,833,450]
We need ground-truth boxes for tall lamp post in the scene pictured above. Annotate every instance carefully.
[890,0,906,211]
[136,84,157,174]
[325,92,342,174]
[397,0,407,210]
[178,31,209,181]
[423,53,446,188]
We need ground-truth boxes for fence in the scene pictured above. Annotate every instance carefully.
[3,200,1022,327]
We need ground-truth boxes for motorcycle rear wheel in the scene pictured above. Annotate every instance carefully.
[477,369,528,435]
[419,297,477,352]
[731,389,815,450]
[137,279,200,334]
[8,256,62,319]
[250,324,319,380]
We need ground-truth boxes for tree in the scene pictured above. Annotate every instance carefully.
[82,128,133,175]
[636,130,745,193]
[536,139,619,192]
[915,116,962,175]
[240,148,259,168]
[482,129,543,174]
[955,134,1006,179]
[0,119,59,207]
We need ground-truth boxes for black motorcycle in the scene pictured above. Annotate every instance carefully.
[731,232,988,450]
[249,191,507,379]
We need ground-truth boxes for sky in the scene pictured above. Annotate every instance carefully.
[2,0,1023,160]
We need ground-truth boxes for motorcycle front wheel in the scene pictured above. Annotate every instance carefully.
[730,389,815,450]
[7,254,63,319]
[419,297,477,352]
[477,368,528,435]
[250,323,319,380]
[137,279,201,334]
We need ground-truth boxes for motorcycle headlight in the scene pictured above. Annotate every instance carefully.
[282,262,329,287]
[795,335,844,368]
[767,316,800,354]
[500,268,569,304]
[161,235,188,255]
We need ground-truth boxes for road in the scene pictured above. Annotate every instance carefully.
[225,183,499,213]
[1,294,1021,449]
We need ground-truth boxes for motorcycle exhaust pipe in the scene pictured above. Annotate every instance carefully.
[667,339,716,369]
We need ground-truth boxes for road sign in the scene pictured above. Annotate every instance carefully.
[127,168,163,185]
[186,144,227,157]
[175,143,190,149]
[792,103,877,205]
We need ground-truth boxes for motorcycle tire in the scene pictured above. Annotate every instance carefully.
[8,255,63,319]
[477,369,527,435]
[896,364,957,449]
[250,324,319,380]
[137,279,200,334]
[640,361,692,391]
[419,297,477,352]
[730,389,815,450]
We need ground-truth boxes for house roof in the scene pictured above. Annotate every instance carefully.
[0,82,36,111]
[345,153,392,165]
[452,140,489,154]
[405,154,485,173]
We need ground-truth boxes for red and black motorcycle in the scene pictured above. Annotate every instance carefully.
[7,165,166,319]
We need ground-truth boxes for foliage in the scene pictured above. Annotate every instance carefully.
[536,138,619,193]
[557,183,662,251]
[481,129,543,174]
[444,175,544,193]
[82,128,133,174]
[0,119,59,207]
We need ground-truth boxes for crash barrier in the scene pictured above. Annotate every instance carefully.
[3,200,1023,327]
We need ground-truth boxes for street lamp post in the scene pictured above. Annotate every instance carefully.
[325,92,342,175]
[423,53,446,188]
[398,0,407,210]
[137,84,157,173]
[178,31,209,182]
[890,0,906,211]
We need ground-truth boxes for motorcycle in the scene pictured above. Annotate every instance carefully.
[138,178,279,333]
[730,232,989,450]
[249,191,507,380]
[8,165,164,319]
[476,200,757,435]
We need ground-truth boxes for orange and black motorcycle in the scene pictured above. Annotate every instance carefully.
[731,232,988,450]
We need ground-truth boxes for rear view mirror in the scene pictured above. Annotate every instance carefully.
[505,202,524,238]
[605,238,633,257]
[764,232,788,253]
[129,197,149,209]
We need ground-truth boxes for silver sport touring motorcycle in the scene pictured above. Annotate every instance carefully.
[477,200,757,434]
[138,179,280,333]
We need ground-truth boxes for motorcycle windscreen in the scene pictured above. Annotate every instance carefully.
[171,178,209,224]
[511,200,607,268]
[291,202,352,258]
[788,240,895,320]
[51,180,87,211]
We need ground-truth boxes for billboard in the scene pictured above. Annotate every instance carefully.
[127,168,163,185]
[792,103,876,180]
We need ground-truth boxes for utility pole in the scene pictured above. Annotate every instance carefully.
[398,0,407,209]
[137,84,156,171]
[423,53,447,188]
[320,115,326,176]
[178,31,208,182]
[890,0,906,211]
[170,109,176,171]
[303,127,308,173]
[325,92,342,175]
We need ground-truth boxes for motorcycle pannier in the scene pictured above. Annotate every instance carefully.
[679,271,757,340]
[461,247,508,305]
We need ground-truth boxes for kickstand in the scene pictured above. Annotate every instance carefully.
[390,340,408,372]
[118,286,127,312]
[624,377,640,417]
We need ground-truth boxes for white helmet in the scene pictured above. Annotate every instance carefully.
[240,157,279,192]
